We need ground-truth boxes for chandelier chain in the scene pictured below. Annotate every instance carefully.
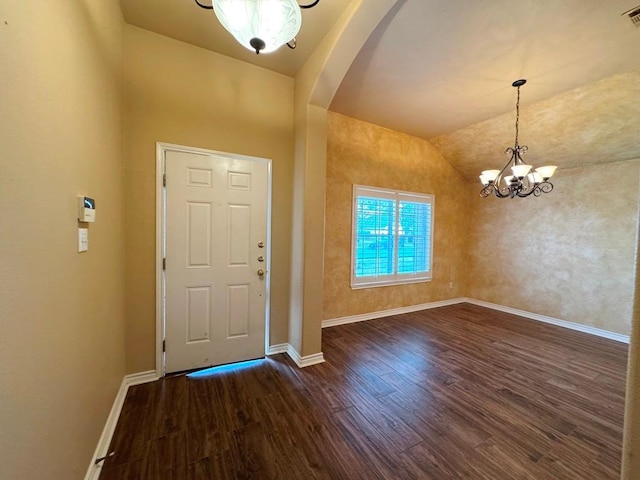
[514,85,520,147]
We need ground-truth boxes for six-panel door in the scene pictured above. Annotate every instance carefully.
[164,149,268,373]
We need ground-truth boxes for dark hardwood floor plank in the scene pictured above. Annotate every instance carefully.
[151,375,188,438]
[329,406,414,480]
[103,382,157,467]
[100,303,627,480]
[142,430,188,480]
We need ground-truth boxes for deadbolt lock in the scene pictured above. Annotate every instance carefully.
[258,256,264,262]
[258,241,264,248]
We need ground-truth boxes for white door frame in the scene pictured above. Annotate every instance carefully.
[155,142,272,377]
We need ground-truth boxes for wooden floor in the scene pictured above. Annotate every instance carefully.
[100,303,628,479]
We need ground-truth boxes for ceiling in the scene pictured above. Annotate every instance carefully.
[120,0,351,77]
[430,68,640,180]
[121,0,640,178]
[331,0,640,139]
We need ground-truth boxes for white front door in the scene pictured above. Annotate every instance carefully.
[163,147,269,374]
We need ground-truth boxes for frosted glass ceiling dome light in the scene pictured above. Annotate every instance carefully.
[195,0,321,55]
[479,79,558,199]
[214,0,301,54]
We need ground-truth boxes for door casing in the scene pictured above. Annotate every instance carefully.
[155,142,272,377]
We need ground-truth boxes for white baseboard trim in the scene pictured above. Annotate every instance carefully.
[322,298,466,328]
[267,343,289,355]
[124,370,159,387]
[267,343,324,367]
[322,297,628,344]
[287,344,325,368]
[462,298,630,344]
[84,370,159,480]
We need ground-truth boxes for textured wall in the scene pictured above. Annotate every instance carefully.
[467,160,640,335]
[323,112,469,320]
[123,26,295,373]
[431,69,640,181]
[288,0,401,357]
[0,1,126,478]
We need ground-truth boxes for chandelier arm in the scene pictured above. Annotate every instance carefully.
[538,181,554,194]
[499,149,517,176]
[516,181,553,198]
[493,186,512,199]
[299,0,320,8]
[516,188,537,198]
[513,146,528,165]
[478,79,550,200]
[194,0,213,10]
[490,148,518,192]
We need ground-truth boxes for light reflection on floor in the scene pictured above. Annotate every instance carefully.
[186,358,265,378]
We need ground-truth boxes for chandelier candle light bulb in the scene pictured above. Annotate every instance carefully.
[528,172,543,184]
[479,79,557,198]
[503,175,515,186]
[511,164,532,178]
[481,170,500,183]
[535,165,558,180]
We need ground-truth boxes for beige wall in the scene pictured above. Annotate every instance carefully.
[467,160,640,335]
[288,0,400,357]
[323,112,470,320]
[0,1,125,479]
[123,25,295,372]
[623,219,640,477]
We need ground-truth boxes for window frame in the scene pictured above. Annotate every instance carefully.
[350,185,434,289]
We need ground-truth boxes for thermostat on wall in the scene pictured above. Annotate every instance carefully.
[77,196,96,222]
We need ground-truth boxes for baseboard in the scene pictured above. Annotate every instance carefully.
[287,344,325,368]
[124,370,159,387]
[463,298,630,344]
[267,343,289,355]
[267,342,324,367]
[84,370,159,480]
[322,298,466,328]
[322,297,628,344]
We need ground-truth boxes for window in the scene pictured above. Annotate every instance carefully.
[351,185,434,288]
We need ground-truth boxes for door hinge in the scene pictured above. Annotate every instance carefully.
[162,340,166,353]
[163,173,166,187]
[163,258,166,270]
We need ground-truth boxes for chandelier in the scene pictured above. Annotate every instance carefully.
[195,0,320,54]
[479,79,557,198]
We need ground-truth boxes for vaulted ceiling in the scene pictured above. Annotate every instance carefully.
[121,0,640,179]
[120,0,352,77]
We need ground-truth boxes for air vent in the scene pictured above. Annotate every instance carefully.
[623,5,640,27]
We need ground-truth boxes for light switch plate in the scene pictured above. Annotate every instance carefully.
[78,228,89,252]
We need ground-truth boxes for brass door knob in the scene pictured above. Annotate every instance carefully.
[257,269,265,277]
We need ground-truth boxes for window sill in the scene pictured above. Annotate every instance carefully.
[350,276,432,290]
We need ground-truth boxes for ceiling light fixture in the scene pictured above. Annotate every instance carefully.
[195,0,320,54]
[479,79,557,198]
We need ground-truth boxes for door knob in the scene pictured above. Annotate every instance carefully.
[257,269,265,277]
